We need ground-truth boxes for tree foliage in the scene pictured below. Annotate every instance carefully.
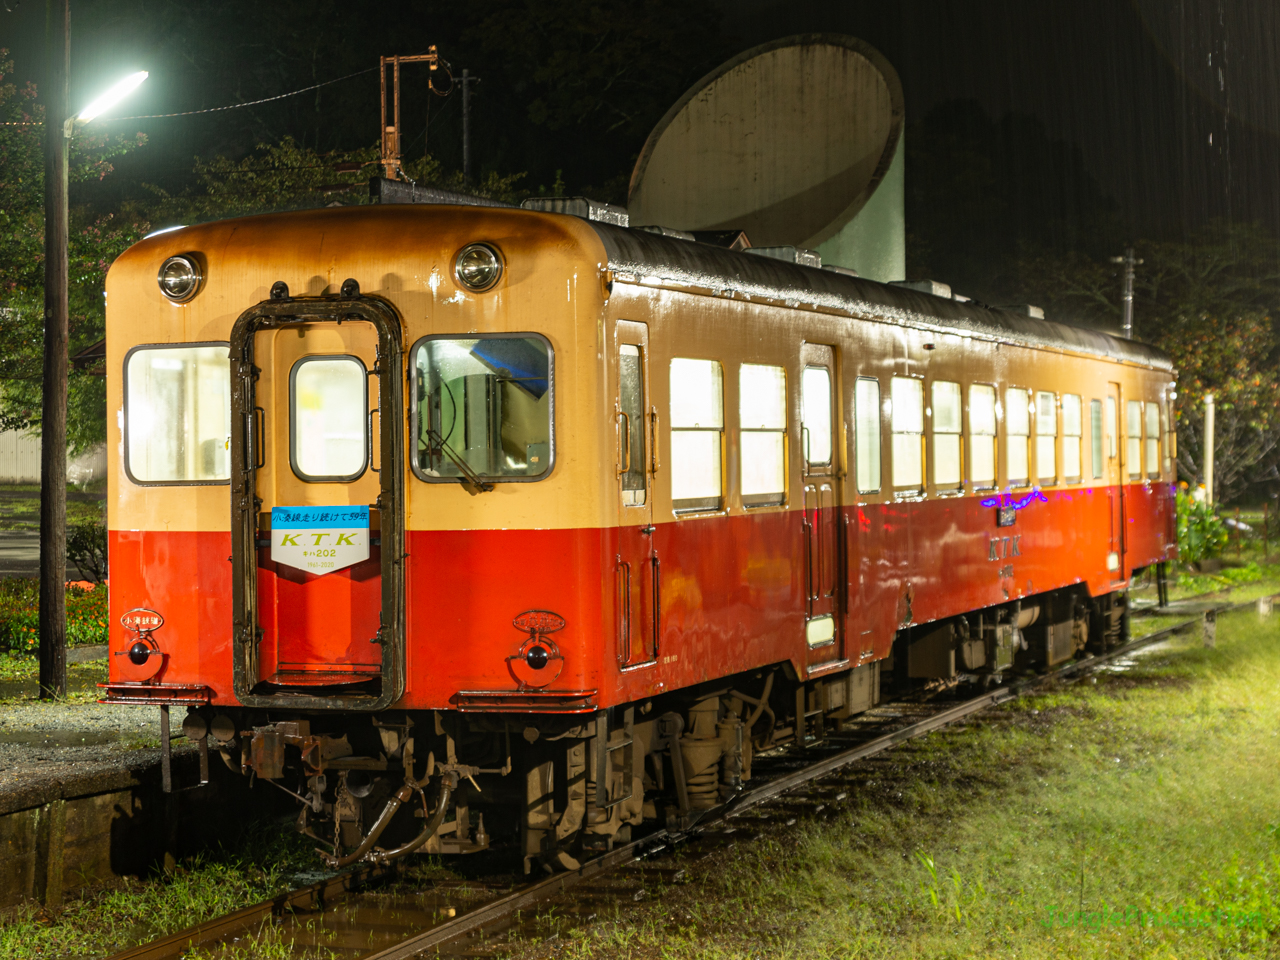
[1010,222,1280,502]
[0,50,148,452]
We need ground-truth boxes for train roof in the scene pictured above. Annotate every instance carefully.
[590,222,1174,373]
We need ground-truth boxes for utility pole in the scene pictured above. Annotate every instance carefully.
[379,48,441,181]
[39,0,69,700]
[459,69,480,183]
[1109,247,1143,339]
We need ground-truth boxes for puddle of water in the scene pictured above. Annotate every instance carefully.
[0,675,102,699]
[0,728,121,747]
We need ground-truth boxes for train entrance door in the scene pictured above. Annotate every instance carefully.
[229,296,405,709]
[1105,383,1126,581]
[800,343,844,669]
[615,321,657,668]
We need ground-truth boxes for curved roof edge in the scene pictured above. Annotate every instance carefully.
[591,222,1173,372]
[627,33,906,211]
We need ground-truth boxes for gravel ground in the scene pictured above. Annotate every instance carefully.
[0,688,184,814]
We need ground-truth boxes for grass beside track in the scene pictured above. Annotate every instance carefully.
[0,825,325,960]
[517,609,1280,959]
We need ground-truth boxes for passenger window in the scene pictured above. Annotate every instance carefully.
[412,336,553,482]
[891,377,924,491]
[931,381,961,489]
[292,356,367,481]
[801,367,833,466]
[1062,394,1082,481]
[855,378,881,493]
[740,364,786,506]
[1145,401,1160,479]
[619,344,646,505]
[1162,398,1174,475]
[1090,399,1104,479]
[670,358,723,511]
[1035,390,1057,484]
[1126,400,1143,479]
[124,343,231,484]
[969,384,997,489]
[1006,388,1030,486]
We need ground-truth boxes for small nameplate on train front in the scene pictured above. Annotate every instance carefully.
[270,505,370,574]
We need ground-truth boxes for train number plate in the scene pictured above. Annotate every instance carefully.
[270,505,370,574]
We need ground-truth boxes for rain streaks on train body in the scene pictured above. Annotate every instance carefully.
[102,201,1176,871]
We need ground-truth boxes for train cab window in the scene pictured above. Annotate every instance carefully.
[855,378,881,494]
[890,377,924,491]
[1126,400,1143,479]
[124,343,231,484]
[1062,394,1083,481]
[1162,398,1174,475]
[740,364,786,506]
[291,356,368,481]
[1090,399,1104,479]
[670,358,724,512]
[931,381,962,489]
[1145,401,1161,479]
[619,345,646,505]
[412,336,553,483]
[801,367,833,467]
[969,384,997,489]
[1035,391,1057,484]
[1006,388,1030,486]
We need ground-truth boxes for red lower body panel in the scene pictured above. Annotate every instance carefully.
[106,483,1175,709]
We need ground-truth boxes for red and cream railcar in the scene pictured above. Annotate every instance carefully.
[102,200,1175,869]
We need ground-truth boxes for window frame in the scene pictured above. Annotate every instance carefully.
[1061,393,1083,483]
[1035,389,1058,485]
[890,375,926,494]
[1126,399,1143,480]
[854,376,882,495]
[739,362,788,508]
[289,353,370,483]
[968,383,998,490]
[122,340,232,488]
[1090,398,1104,480]
[1005,386,1031,488]
[931,379,963,492]
[669,356,725,514]
[1145,401,1161,480]
[408,331,557,486]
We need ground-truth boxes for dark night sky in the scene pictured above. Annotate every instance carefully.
[2,0,1277,243]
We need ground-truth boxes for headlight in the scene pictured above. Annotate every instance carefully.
[454,243,502,292]
[158,254,202,303]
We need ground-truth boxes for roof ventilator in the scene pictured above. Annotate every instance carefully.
[891,279,953,299]
[520,196,629,227]
[999,304,1046,320]
[744,245,822,269]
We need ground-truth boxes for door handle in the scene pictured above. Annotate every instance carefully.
[618,410,631,476]
[252,406,265,469]
[368,407,380,473]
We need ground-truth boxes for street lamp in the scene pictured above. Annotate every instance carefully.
[39,0,147,700]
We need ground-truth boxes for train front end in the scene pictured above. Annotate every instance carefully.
[101,203,629,867]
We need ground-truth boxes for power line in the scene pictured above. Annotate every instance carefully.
[104,65,380,120]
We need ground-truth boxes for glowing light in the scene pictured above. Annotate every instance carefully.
[77,71,149,122]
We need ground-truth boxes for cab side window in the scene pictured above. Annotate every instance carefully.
[855,377,881,493]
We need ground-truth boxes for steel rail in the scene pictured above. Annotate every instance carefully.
[109,591,1273,960]
[107,863,390,960]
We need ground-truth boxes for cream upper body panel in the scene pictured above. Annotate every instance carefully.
[105,204,613,534]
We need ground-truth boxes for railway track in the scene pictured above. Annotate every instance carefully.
[107,595,1269,960]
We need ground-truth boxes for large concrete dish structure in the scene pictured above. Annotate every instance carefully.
[628,34,906,282]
